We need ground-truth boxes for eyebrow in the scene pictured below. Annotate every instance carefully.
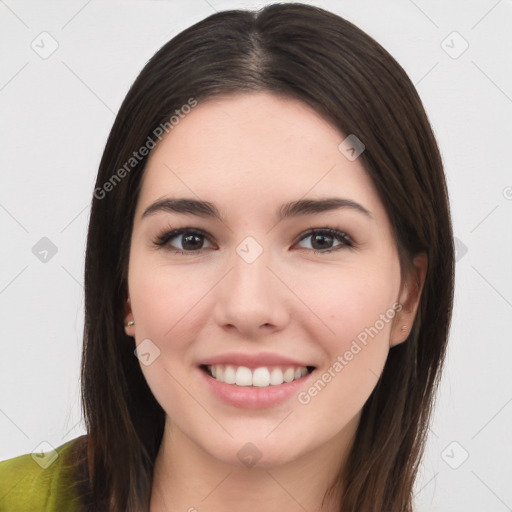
[141,197,372,221]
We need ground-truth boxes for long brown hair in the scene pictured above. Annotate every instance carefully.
[75,3,454,511]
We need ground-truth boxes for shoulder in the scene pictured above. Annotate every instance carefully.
[0,436,85,512]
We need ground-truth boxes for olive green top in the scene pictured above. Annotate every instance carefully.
[0,437,81,511]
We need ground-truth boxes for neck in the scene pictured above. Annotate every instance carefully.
[149,415,359,512]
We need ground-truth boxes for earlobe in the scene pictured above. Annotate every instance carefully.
[124,297,135,337]
[390,253,427,347]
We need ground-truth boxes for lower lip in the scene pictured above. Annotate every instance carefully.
[200,367,313,410]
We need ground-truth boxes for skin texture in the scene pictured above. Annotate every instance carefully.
[124,92,427,511]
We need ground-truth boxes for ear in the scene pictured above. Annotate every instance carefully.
[390,253,427,347]
[124,296,135,338]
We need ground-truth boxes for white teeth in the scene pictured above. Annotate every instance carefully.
[269,368,284,385]
[235,366,252,386]
[252,367,270,387]
[206,364,311,387]
[224,365,236,384]
[283,367,295,383]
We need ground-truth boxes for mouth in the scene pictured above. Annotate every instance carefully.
[200,364,315,387]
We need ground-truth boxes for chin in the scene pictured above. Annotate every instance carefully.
[204,434,307,470]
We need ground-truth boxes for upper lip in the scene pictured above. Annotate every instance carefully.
[199,351,314,369]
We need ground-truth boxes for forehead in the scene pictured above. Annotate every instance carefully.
[136,92,387,225]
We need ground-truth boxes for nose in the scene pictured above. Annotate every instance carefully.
[213,246,291,339]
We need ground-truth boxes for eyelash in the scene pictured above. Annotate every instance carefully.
[153,226,355,255]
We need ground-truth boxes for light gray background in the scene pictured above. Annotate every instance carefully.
[1,1,511,511]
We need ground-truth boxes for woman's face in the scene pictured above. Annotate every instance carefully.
[126,92,422,468]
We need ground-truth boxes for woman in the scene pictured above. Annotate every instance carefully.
[0,3,454,511]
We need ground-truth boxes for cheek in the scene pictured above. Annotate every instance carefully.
[297,255,401,352]
[291,255,400,415]
[290,280,397,447]
[326,281,398,349]
[128,252,212,346]
[127,255,213,423]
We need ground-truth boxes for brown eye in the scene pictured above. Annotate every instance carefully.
[296,228,353,252]
[154,228,215,253]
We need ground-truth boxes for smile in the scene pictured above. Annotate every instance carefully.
[202,364,315,387]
